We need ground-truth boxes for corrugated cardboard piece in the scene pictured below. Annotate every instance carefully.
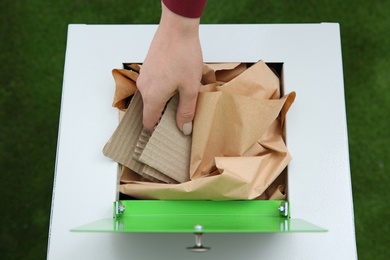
[106,60,296,200]
[102,91,145,174]
[103,90,188,184]
[133,129,179,184]
[135,94,191,183]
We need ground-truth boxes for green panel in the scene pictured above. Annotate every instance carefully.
[115,200,284,217]
[71,200,326,233]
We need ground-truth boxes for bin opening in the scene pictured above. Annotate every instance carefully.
[115,61,289,202]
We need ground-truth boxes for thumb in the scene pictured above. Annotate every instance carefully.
[176,87,199,135]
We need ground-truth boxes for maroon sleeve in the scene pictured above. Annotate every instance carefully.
[162,0,207,18]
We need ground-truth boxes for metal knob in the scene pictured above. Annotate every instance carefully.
[186,225,210,252]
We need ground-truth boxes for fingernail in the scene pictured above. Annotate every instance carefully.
[183,122,193,136]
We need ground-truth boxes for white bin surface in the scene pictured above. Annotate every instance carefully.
[47,24,357,260]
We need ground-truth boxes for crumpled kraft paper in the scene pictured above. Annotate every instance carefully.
[190,91,294,180]
[109,60,296,200]
[111,64,140,110]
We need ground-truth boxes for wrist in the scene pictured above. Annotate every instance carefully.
[159,1,200,38]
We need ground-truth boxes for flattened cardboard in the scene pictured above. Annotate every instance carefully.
[136,94,191,183]
[134,128,179,184]
[104,89,188,184]
[142,165,178,184]
[102,91,145,173]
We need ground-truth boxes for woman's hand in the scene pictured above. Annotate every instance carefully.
[136,2,203,135]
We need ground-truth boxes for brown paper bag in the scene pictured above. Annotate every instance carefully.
[107,60,296,200]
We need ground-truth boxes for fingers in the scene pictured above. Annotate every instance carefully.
[139,84,199,135]
[137,68,173,131]
[140,87,199,136]
[176,84,200,135]
[141,98,165,132]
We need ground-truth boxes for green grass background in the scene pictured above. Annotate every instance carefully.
[1,0,389,259]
